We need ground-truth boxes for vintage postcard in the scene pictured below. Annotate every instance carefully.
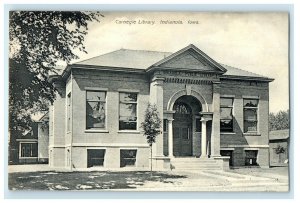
[8,11,289,192]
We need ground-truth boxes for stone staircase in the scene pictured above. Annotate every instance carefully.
[171,157,223,170]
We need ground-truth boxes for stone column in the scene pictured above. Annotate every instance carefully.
[211,82,221,157]
[201,118,207,157]
[168,119,174,158]
[149,76,165,158]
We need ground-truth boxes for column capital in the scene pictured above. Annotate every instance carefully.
[151,76,165,85]
[200,118,208,122]
[164,110,176,114]
[200,111,213,121]
[167,118,174,122]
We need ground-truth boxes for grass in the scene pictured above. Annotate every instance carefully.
[8,171,187,191]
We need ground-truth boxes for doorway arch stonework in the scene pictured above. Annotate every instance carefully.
[167,89,209,112]
[165,88,213,158]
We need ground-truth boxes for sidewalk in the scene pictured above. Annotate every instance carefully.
[8,164,52,173]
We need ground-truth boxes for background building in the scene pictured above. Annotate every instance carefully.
[9,112,49,164]
[269,129,289,167]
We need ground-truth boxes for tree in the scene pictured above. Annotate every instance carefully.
[269,110,289,131]
[140,103,162,171]
[9,11,102,163]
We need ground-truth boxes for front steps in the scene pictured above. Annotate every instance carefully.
[171,157,223,170]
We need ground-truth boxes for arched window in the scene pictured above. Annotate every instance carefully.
[173,102,192,115]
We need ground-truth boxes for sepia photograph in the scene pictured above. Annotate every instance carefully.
[8,11,289,192]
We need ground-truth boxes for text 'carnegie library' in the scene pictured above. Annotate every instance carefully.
[115,19,200,25]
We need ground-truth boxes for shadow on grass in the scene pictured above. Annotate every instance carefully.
[9,171,187,190]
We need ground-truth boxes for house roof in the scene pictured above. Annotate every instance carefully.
[269,129,289,140]
[67,44,273,81]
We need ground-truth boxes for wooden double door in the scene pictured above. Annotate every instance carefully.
[173,120,193,157]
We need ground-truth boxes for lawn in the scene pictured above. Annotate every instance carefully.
[8,171,187,191]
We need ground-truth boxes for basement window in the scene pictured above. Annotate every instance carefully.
[120,149,137,167]
[87,149,105,167]
[245,150,258,166]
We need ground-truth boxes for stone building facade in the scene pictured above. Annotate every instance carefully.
[49,44,273,170]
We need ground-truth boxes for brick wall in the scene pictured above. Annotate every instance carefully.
[49,67,271,169]
[66,69,151,169]
[220,79,270,167]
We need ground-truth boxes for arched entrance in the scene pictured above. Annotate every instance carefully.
[172,95,202,157]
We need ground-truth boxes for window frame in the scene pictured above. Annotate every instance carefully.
[220,97,234,133]
[85,90,107,130]
[120,149,137,167]
[243,98,259,133]
[19,142,38,158]
[163,119,168,132]
[87,149,106,168]
[119,92,138,131]
[244,150,258,166]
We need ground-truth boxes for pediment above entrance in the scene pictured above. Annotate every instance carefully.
[147,44,227,74]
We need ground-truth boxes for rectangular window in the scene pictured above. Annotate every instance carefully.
[220,98,234,132]
[67,93,71,132]
[245,150,258,166]
[163,119,167,132]
[120,149,137,167]
[20,143,38,157]
[87,149,105,167]
[243,99,258,133]
[119,92,137,130]
[86,91,106,129]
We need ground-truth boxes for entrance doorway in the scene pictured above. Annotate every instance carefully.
[173,102,193,156]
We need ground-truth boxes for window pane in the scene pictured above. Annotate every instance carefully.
[120,150,137,158]
[243,99,258,107]
[87,149,105,167]
[21,143,37,157]
[221,108,233,120]
[163,119,167,132]
[244,109,257,121]
[120,150,137,167]
[119,121,137,130]
[86,101,105,129]
[244,120,257,132]
[221,98,233,106]
[174,103,191,114]
[120,93,137,102]
[220,120,233,132]
[120,103,137,118]
[32,143,38,157]
[119,93,138,130]
[245,150,258,166]
[87,91,106,101]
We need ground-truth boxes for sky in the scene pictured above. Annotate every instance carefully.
[71,12,289,113]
